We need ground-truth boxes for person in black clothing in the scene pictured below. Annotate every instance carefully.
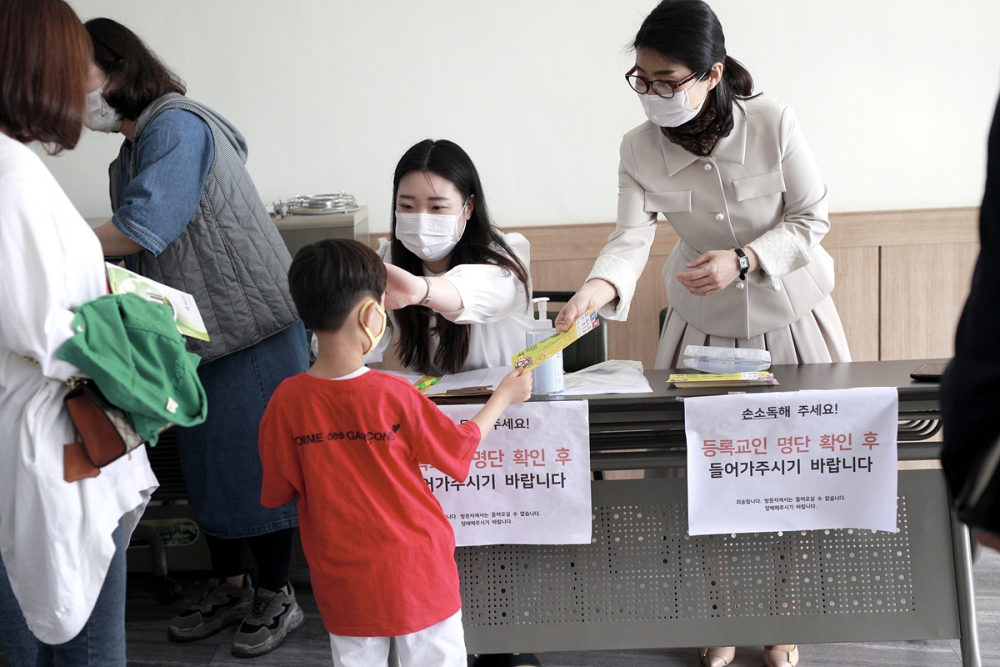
[941,92,1000,553]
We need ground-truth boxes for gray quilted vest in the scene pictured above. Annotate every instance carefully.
[109,93,299,363]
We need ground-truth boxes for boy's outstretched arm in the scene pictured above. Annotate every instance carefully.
[469,370,532,440]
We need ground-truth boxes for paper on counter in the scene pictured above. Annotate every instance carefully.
[557,360,653,395]
[668,371,779,388]
[422,367,511,396]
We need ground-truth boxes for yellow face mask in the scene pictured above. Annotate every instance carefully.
[359,299,386,355]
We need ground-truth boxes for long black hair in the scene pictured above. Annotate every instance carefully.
[390,139,530,375]
[633,0,757,136]
[85,18,185,121]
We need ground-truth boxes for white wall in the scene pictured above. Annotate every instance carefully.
[48,0,1000,233]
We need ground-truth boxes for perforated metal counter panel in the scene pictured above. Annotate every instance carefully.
[458,472,959,653]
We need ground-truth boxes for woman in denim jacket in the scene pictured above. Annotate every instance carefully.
[84,18,308,658]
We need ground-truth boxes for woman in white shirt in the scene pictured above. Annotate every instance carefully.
[380,139,533,376]
[0,1,158,665]
[378,140,539,667]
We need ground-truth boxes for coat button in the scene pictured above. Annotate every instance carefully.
[703,163,713,171]
[714,212,725,222]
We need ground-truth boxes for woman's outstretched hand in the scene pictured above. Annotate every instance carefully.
[553,279,617,332]
[383,263,427,310]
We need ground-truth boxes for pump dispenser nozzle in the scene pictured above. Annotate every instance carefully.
[532,297,553,331]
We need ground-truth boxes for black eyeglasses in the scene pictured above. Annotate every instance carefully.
[625,66,700,98]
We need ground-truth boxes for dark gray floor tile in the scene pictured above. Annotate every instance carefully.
[1,548,997,667]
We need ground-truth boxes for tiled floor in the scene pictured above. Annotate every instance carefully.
[2,548,997,666]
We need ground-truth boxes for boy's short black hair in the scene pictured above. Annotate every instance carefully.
[288,239,387,333]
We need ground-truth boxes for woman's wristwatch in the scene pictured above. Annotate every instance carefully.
[734,248,750,281]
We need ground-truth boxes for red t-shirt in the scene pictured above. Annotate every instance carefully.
[259,370,480,637]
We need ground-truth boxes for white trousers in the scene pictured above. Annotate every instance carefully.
[329,610,466,667]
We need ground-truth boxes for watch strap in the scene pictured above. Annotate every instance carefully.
[734,248,750,281]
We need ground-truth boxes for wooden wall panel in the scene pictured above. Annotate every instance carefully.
[823,208,978,248]
[826,246,880,362]
[375,207,980,365]
[527,259,594,294]
[880,243,979,360]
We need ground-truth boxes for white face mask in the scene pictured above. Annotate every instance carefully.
[638,83,704,128]
[85,81,123,133]
[395,204,467,263]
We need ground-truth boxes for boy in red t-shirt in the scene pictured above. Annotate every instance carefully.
[258,238,531,667]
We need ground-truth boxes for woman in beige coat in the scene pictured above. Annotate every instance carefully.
[557,0,850,371]
[556,1,850,666]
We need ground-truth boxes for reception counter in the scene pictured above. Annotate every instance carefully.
[455,360,981,666]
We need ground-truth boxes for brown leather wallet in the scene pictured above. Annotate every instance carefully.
[64,382,131,468]
[64,443,101,482]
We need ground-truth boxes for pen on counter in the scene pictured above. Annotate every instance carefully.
[414,375,440,392]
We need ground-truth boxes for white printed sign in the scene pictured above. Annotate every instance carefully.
[685,388,898,535]
[426,401,592,546]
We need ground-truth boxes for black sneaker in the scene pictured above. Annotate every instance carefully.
[230,584,305,657]
[167,578,253,642]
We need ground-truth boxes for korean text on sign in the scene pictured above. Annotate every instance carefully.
[427,400,592,546]
[685,388,898,535]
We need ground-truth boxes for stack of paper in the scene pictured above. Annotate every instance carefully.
[667,371,779,388]
[381,367,512,396]
[559,360,652,395]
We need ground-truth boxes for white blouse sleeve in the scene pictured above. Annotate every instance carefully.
[585,136,658,321]
[438,233,531,325]
[745,105,830,290]
[376,236,392,260]
[0,170,85,382]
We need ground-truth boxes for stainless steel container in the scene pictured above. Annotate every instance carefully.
[272,203,370,258]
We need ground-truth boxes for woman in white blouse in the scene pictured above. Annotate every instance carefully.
[556,1,850,666]
[380,139,533,376]
[378,139,539,667]
[0,1,157,664]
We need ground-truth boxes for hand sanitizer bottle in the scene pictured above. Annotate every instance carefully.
[526,297,564,394]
